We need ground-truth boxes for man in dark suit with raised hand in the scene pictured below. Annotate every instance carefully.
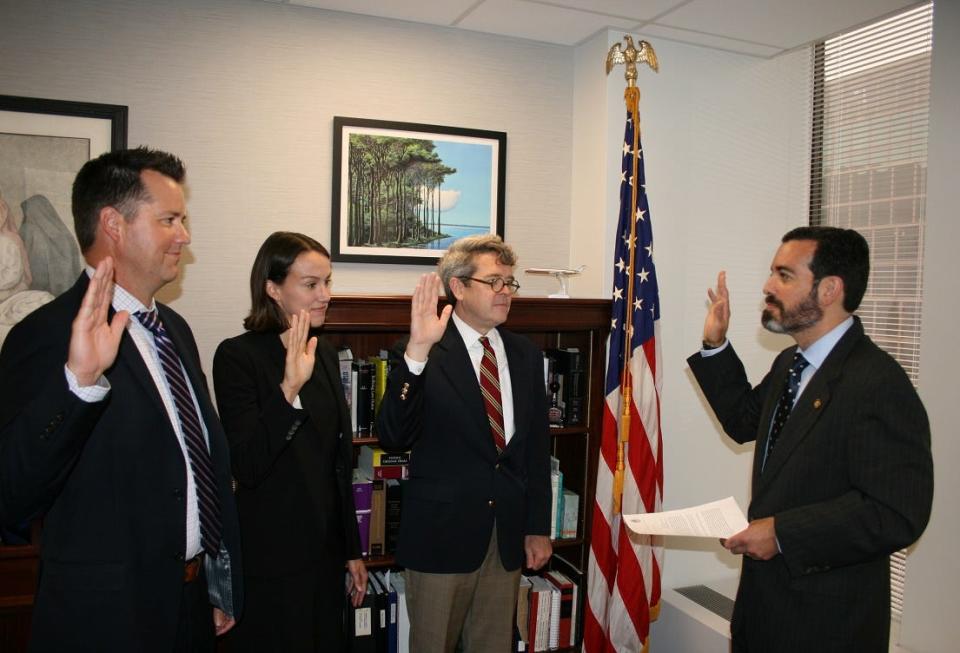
[376,234,552,653]
[688,226,933,652]
[0,147,242,652]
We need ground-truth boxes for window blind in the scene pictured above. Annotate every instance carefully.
[809,1,933,627]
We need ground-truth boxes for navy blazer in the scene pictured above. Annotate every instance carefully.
[688,317,933,652]
[0,274,243,653]
[375,322,551,573]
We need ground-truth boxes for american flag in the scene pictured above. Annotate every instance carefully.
[583,96,663,653]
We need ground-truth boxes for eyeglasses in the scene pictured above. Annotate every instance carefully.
[459,276,521,294]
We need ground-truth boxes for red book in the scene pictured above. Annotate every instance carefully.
[545,570,574,647]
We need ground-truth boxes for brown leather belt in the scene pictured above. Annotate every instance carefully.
[184,555,203,583]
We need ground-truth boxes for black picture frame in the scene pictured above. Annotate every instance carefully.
[0,94,127,150]
[331,116,506,265]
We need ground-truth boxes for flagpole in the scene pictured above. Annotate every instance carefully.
[613,85,642,515]
[606,36,658,514]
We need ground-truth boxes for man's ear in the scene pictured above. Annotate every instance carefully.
[449,276,466,302]
[818,275,844,307]
[99,206,125,244]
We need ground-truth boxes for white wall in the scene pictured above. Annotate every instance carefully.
[0,0,574,367]
[899,1,960,651]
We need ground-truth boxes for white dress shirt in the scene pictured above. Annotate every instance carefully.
[404,311,516,444]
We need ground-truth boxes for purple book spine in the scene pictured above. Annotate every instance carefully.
[355,510,371,557]
[353,480,373,512]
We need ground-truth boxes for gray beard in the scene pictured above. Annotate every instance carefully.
[762,294,822,335]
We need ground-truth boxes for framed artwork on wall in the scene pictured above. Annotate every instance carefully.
[331,116,506,265]
[0,95,127,354]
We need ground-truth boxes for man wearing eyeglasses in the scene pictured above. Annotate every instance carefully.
[377,234,552,653]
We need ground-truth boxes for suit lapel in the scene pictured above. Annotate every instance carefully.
[114,311,172,423]
[301,335,349,439]
[755,320,864,489]
[157,305,216,426]
[751,348,796,483]
[502,329,529,453]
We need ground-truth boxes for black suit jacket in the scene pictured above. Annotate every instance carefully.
[212,330,361,576]
[688,317,933,652]
[375,322,551,573]
[0,274,243,653]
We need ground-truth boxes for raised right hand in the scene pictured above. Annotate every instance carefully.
[67,257,129,387]
[703,270,730,347]
[280,309,318,404]
[406,273,452,362]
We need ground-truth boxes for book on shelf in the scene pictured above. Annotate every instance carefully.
[390,571,410,653]
[385,479,403,555]
[527,575,554,652]
[358,445,410,480]
[353,359,374,436]
[377,571,399,653]
[549,456,564,540]
[368,571,388,653]
[544,570,575,648]
[550,555,583,647]
[369,478,386,557]
[352,471,373,557]
[516,575,532,647]
[561,489,579,539]
[345,573,377,653]
[338,346,354,414]
[369,354,390,417]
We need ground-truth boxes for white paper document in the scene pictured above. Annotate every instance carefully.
[623,496,749,539]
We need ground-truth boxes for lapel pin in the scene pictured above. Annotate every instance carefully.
[813,399,822,409]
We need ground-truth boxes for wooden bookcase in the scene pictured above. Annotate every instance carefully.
[322,295,611,651]
[0,295,610,653]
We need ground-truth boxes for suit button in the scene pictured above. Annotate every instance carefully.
[174,552,185,562]
[488,500,495,507]
[173,488,183,500]
[54,412,65,424]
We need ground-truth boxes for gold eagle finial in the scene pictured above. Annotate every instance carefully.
[606,35,659,86]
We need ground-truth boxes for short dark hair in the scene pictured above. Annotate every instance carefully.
[782,226,869,312]
[71,147,186,253]
[244,231,331,333]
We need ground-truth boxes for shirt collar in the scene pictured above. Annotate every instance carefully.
[798,315,854,369]
[84,265,155,315]
[451,310,501,350]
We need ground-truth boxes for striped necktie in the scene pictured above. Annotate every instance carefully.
[136,309,222,556]
[479,336,507,453]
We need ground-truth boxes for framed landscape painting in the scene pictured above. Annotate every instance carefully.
[331,117,506,265]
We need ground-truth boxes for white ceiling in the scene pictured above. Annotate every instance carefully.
[267,0,923,56]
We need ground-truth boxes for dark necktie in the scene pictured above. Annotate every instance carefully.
[764,351,810,471]
[478,336,507,453]
[136,309,222,556]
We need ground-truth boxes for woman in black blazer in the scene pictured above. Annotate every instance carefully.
[213,232,366,652]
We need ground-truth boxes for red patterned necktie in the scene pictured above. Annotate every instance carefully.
[478,336,506,453]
